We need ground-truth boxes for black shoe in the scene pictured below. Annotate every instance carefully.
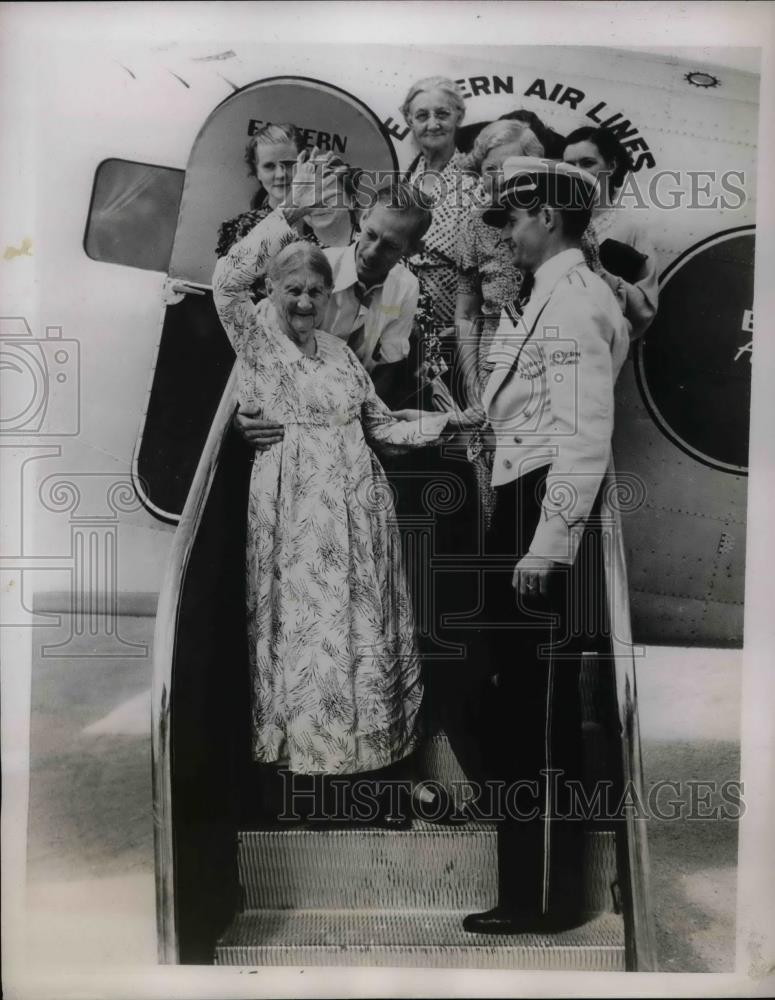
[412,786,474,825]
[462,906,585,935]
[376,811,412,830]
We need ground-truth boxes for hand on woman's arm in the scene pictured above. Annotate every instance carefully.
[233,408,284,451]
[599,265,658,342]
[598,226,659,341]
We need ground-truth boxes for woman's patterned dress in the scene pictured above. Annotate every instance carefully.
[212,224,450,775]
[405,150,477,331]
[457,194,526,526]
[457,196,525,395]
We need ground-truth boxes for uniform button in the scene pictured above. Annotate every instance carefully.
[513,435,522,444]
[503,459,513,469]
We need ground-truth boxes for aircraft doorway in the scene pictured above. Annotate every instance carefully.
[132,76,398,521]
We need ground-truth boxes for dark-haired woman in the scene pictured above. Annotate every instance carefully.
[564,125,658,340]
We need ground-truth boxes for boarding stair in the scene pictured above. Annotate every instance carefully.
[151,371,656,970]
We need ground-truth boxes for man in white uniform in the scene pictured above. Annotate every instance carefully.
[461,158,629,934]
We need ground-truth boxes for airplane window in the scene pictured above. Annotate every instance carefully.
[84,159,184,272]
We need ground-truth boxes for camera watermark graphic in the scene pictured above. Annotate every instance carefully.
[0,317,80,436]
[1,316,147,657]
[35,473,149,657]
[348,462,647,662]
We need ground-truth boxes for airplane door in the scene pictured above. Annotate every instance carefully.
[133,77,398,521]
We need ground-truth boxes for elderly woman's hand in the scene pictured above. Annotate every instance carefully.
[391,408,425,422]
[234,408,284,451]
[393,405,486,436]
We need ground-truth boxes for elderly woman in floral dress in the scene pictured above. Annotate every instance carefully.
[212,183,472,816]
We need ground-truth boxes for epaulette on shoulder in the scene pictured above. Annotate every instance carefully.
[565,267,589,290]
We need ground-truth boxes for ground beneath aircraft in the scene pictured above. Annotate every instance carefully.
[23,614,740,972]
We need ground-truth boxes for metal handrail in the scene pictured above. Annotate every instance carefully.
[151,367,238,963]
[601,480,659,971]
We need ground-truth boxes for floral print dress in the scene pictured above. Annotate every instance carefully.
[405,150,477,330]
[212,221,450,775]
[457,195,526,393]
[457,193,526,527]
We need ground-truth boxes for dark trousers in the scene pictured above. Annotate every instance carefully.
[442,466,608,919]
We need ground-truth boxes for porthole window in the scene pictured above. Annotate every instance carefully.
[84,159,184,271]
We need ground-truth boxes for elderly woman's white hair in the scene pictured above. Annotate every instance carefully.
[400,75,466,123]
[464,120,545,174]
[267,241,334,288]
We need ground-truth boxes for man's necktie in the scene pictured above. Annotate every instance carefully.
[516,270,535,314]
[504,271,534,327]
[347,283,373,360]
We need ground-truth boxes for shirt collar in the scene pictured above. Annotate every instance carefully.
[332,240,388,297]
[531,247,585,301]
[331,242,359,293]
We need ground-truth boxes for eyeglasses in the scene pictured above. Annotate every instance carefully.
[411,109,454,123]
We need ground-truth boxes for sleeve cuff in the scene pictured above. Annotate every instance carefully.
[528,519,582,565]
[408,411,451,443]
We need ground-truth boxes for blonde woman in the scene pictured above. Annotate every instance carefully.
[216,123,356,262]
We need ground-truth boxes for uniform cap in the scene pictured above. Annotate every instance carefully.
[481,156,598,228]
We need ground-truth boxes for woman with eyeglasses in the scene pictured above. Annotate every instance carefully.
[401,76,478,338]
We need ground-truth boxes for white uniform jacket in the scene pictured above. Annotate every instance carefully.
[482,248,629,564]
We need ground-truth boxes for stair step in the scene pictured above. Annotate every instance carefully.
[215,909,624,969]
[237,824,617,913]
